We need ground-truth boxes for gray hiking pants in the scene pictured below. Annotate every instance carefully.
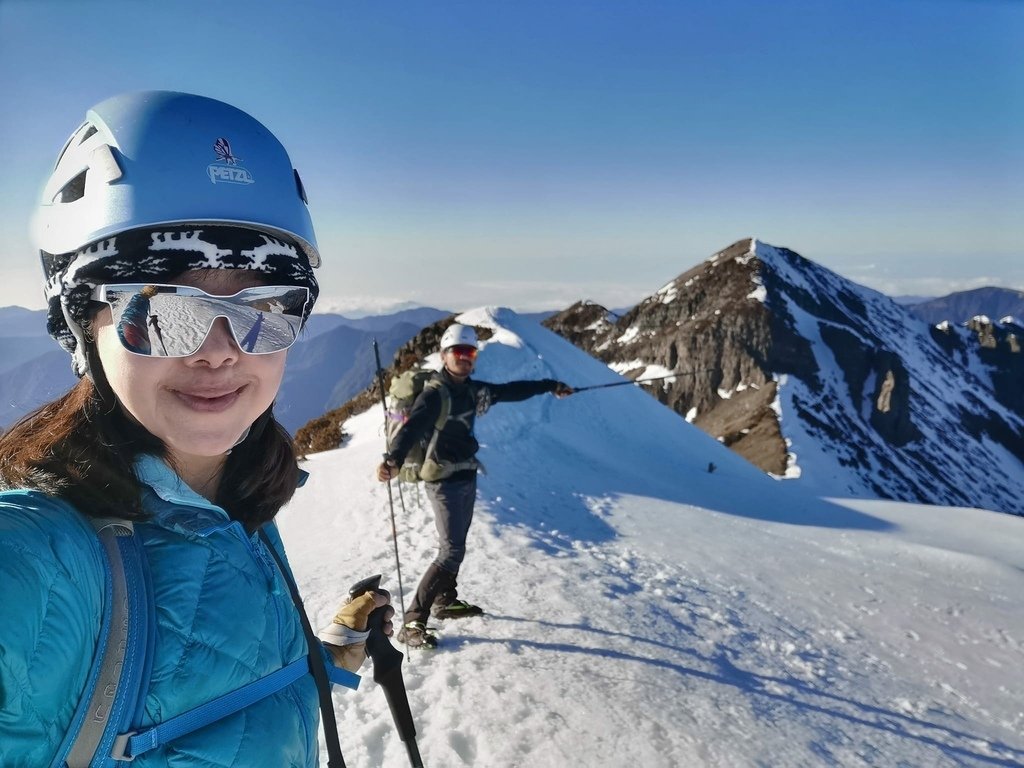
[427,476,477,574]
[405,476,476,623]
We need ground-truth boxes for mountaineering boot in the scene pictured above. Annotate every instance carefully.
[431,598,484,619]
[404,562,457,625]
[397,621,438,650]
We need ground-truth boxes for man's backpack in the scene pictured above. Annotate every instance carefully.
[386,368,452,482]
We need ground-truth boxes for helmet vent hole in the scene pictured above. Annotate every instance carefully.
[55,170,87,203]
[294,169,308,204]
[78,125,98,145]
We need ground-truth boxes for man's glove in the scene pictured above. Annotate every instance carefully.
[318,590,392,672]
[376,458,399,482]
[552,381,574,398]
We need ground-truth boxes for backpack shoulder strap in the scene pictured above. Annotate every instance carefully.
[422,379,451,463]
[87,527,357,765]
[56,519,152,768]
[424,378,452,430]
[57,518,354,766]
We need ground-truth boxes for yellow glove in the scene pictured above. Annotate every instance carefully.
[318,591,392,672]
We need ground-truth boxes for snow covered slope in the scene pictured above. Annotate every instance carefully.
[277,308,1024,767]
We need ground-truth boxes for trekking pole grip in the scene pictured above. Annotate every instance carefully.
[348,575,404,673]
[348,575,425,768]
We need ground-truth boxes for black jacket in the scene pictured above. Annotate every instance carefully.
[389,369,560,479]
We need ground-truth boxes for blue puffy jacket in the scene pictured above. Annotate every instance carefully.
[0,455,337,767]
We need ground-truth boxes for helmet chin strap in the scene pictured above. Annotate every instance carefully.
[82,336,119,413]
[229,407,273,454]
[64,301,99,381]
[227,426,251,453]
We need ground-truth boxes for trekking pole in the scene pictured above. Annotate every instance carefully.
[396,481,411,527]
[573,368,711,393]
[148,316,169,356]
[371,340,408,624]
[349,575,424,768]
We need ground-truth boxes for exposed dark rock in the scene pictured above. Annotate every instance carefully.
[818,326,922,447]
[543,301,620,349]
[966,317,1024,417]
[553,238,820,479]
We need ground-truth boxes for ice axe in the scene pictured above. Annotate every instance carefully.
[573,368,712,392]
[349,574,424,768]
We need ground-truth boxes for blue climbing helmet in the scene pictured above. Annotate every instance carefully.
[32,90,319,267]
[32,91,322,376]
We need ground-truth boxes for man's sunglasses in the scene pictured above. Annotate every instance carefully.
[92,283,311,358]
[447,345,477,361]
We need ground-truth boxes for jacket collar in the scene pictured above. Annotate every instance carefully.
[134,454,223,511]
[133,454,310,511]
[440,367,471,388]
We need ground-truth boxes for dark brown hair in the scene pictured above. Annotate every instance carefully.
[0,363,300,533]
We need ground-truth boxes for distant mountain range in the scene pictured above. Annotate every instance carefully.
[276,319,423,434]
[907,287,1024,326]
[0,308,78,421]
[0,305,451,432]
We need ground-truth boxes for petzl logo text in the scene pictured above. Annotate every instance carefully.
[208,137,255,185]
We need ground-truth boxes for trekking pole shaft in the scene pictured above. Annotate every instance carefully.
[382,473,407,622]
[574,368,709,392]
[367,610,424,768]
[372,341,408,623]
[350,577,425,768]
[372,340,391,428]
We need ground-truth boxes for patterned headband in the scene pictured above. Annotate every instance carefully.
[43,224,320,376]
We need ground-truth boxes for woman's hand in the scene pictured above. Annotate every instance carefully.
[319,590,394,671]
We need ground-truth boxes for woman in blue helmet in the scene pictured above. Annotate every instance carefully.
[0,92,391,767]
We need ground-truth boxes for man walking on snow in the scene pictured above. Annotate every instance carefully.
[376,323,574,649]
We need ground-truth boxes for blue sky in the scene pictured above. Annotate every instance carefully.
[1,0,1021,314]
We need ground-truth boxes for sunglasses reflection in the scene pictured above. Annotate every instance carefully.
[116,285,163,355]
[113,285,294,357]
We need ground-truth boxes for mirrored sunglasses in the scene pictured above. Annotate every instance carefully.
[92,283,311,357]
[448,345,478,361]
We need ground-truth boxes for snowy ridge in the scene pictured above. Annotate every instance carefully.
[278,308,1024,767]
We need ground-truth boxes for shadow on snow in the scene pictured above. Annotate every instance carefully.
[445,614,1023,768]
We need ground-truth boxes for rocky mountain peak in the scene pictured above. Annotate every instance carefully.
[546,239,1024,515]
[543,300,621,350]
